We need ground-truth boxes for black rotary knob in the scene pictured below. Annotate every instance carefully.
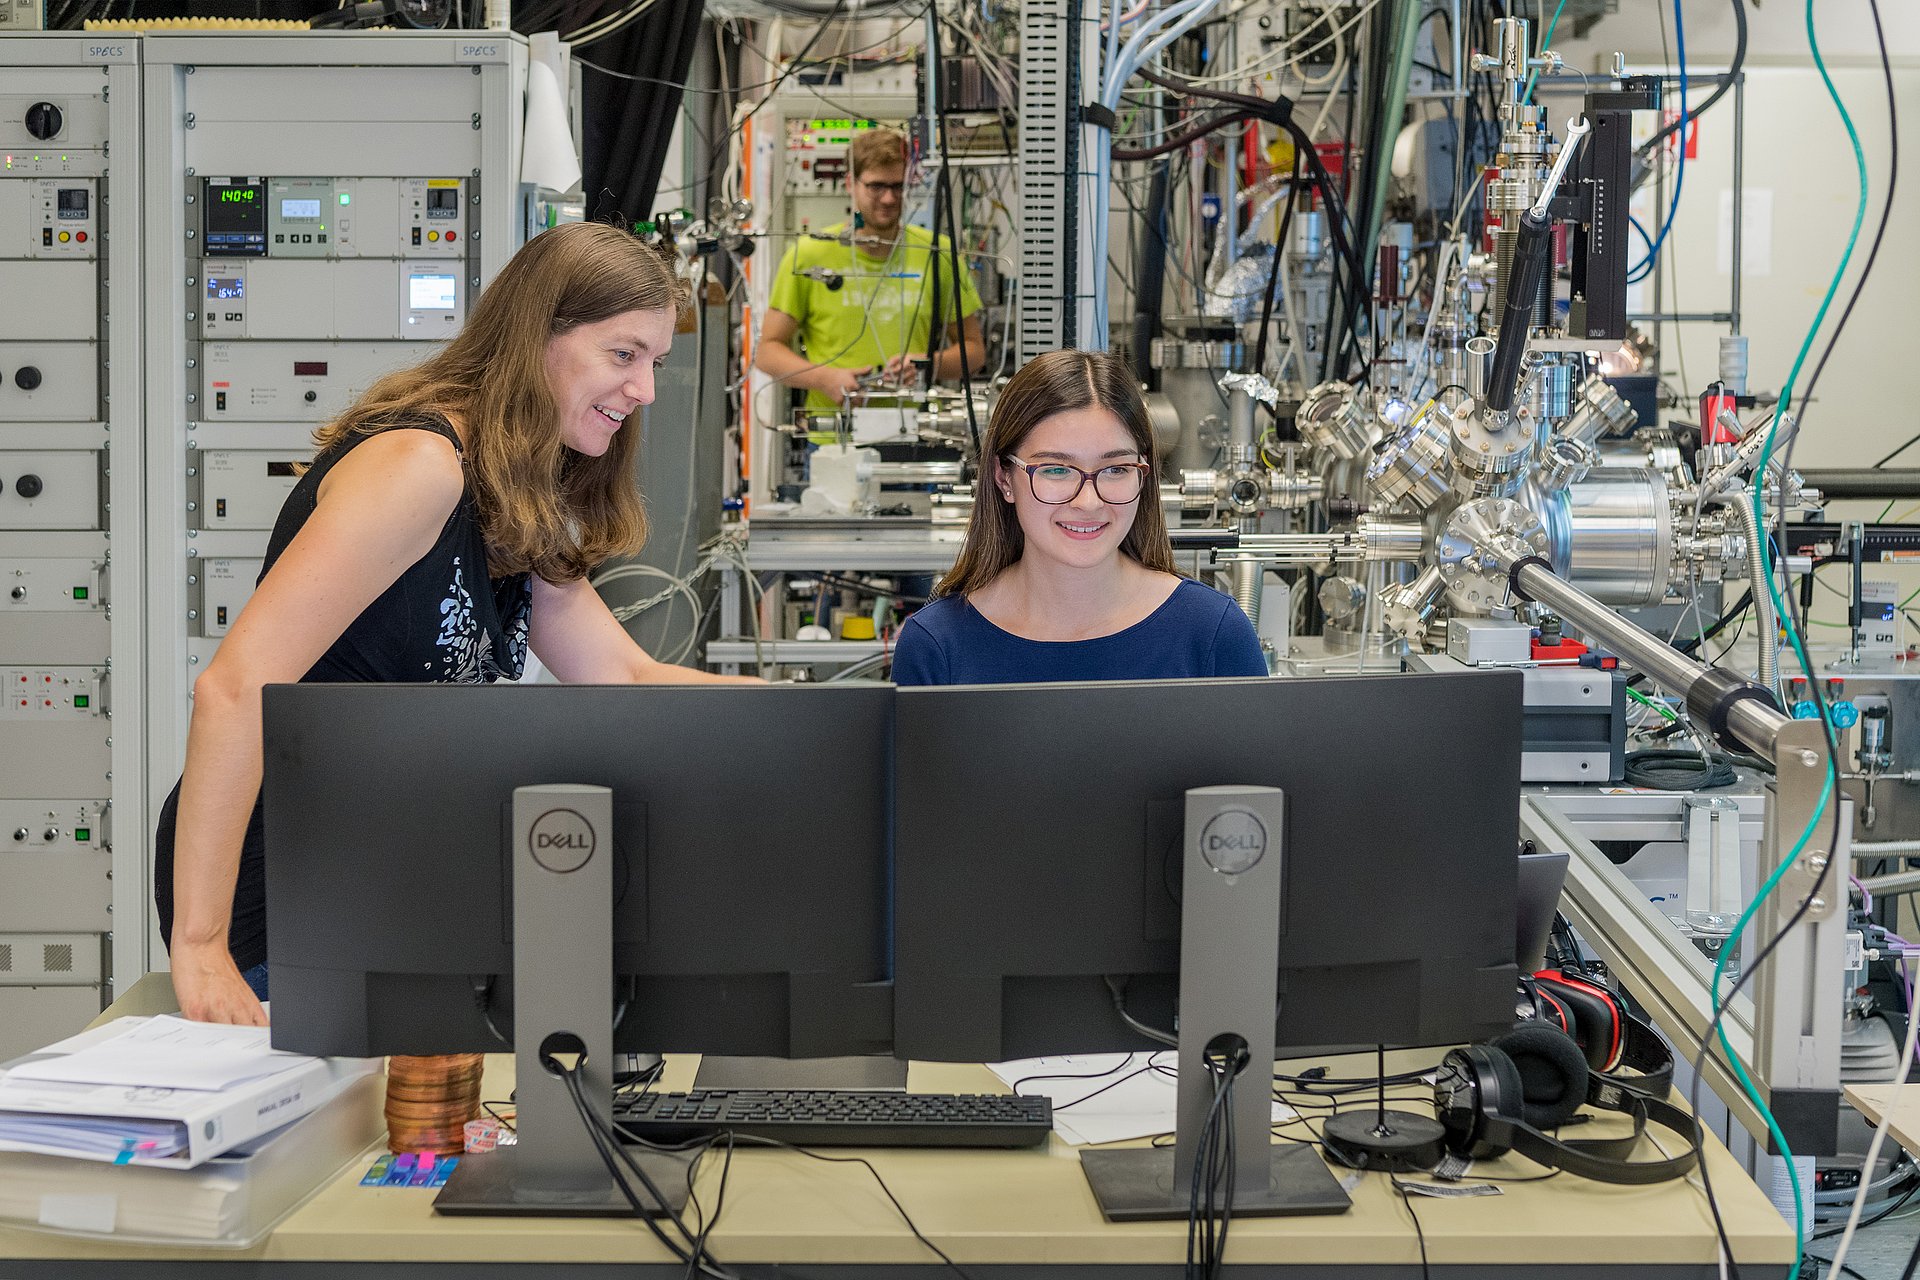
[14,474,42,499]
[25,102,63,141]
[14,366,40,391]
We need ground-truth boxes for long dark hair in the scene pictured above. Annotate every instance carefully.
[312,222,688,583]
[936,349,1177,598]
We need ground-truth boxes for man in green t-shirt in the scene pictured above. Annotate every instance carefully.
[756,127,986,414]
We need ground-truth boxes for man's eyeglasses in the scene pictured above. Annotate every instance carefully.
[857,179,907,197]
[1003,455,1150,504]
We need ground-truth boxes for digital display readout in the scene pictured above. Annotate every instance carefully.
[280,198,322,220]
[409,274,458,311]
[56,188,88,219]
[204,180,268,256]
[206,277,244,301]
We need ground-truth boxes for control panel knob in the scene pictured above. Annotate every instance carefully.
[304,390,319,403]
[14,475,42,500]
[25,102,63,141]
[14,367,40,391]
[10,828,25,843]
[9,587,24,601]
[42,828,58,843]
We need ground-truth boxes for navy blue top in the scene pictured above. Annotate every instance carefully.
[891,578,1267,685]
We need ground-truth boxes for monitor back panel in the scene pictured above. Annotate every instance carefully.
[893,672,1524,1062]
[263,683,892,1059]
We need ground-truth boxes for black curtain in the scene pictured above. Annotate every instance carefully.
[578,0,706,225]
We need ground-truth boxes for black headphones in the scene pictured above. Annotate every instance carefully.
[1432,1021,1701,1185]
[1524,967,1678,1099]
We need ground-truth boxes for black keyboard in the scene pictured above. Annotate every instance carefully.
[614,1088,1053,1148]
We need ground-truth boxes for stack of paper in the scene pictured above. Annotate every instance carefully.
[0,1073,385,1246]
[987,1053,1297,1146]
[0,1016,379,1169]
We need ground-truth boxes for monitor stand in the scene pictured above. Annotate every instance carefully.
[437,784,694,1217]
[1080,786,1353,1221]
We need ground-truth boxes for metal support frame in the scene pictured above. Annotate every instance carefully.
[1637,71,1744,337]
[0,34,147,1006]
[1488,546,1842,1152]
[1016,0,1098,360]
[139,32,529,980]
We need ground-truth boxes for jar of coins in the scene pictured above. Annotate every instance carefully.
[385,1054,484,1155]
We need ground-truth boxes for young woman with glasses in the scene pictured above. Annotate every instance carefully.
[890,349,1266,685]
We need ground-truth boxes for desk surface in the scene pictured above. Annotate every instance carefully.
[0,974,1796,1276]
[1845,1082,1920,1160]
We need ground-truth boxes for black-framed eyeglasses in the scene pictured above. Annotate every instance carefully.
[857,179,906,197]
[1003,455,1150,505]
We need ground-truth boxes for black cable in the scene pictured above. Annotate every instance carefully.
[1803,1260,1873,1280]
[682,1131,736,1280]
[1187,1060,1233,1279]
[1111,110,1257,161]
[720,1133,977,1279]
[926,11,982,453]
[1807,0,1894,461]
[1807,1172,1920,1241]
[1252,156,1303,384]
[1132,66,1369,350]
[1637,0,1746,159]
[1391,1180,1434,1280]
[1685,517,1846,1280]
[1015,1058,1163,1111]
[558,1063,732,1277]
[1626,588,1753,689]
[1623,748,1738,791]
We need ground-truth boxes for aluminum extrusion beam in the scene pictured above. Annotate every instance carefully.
[1486,547,1842,1151]
[1521,797,1769,1141]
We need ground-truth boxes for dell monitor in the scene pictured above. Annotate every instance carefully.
[892,670,1525,1218]
[262,682,893,1214]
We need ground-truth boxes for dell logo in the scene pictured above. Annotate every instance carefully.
[528,807,595,873]
[1198,809,1267,876]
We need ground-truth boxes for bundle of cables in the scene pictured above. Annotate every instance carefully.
[1622,748,1738,791]
[552,1049,739,1279]
[1188,1034,1252,1280]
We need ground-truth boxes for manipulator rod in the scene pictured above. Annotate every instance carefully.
[1484,118,1591,417]
[1480,534,1789,760]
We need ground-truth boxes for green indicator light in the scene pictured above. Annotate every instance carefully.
[74,694,89,708]
[74,828,91,842]
[72,586,88,600]
[339,192,351,205]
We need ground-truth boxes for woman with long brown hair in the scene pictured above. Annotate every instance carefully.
[891,349,1265,685]
[158,222,752,1026]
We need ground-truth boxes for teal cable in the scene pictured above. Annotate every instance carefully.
[1519,0,1568,105]
[1724,0,1870,1268]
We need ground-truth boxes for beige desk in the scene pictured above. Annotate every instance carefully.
[1845,1082,1920,1160]
[0,975,1796,1277]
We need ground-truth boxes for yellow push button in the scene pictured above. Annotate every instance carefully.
[57,230,70,243]
[428,230,440,242]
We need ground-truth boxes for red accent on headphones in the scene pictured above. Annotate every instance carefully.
[1534,969,1626,1073]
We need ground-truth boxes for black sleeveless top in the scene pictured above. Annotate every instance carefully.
[154,416,532,970]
